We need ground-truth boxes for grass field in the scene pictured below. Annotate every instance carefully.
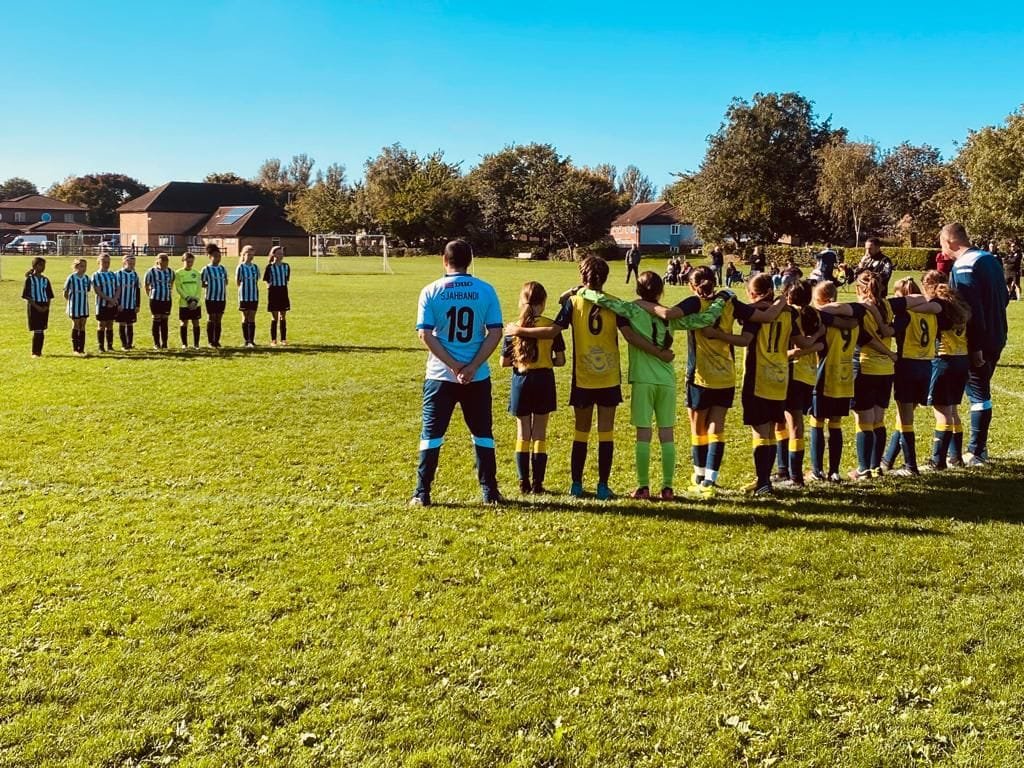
[2,254,1023,767]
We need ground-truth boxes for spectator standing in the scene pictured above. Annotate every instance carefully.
[625,244,641,284]
[814,244,838,283]
[750,246,767,275]
[1003,241,1021,301]
[710,246,725,285]
[857,237,895,293]
[941,223,1010,466]
[935,250,955,275]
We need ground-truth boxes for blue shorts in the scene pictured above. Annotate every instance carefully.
[894,358,933,405]
[742,392,785,426]
[686,383,734,410]
[509,369,557,416]
[852,373,893,411]
[929,356,969,407]
[785,379,814,413]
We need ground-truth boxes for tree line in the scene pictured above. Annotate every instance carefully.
[3,91,1023,251]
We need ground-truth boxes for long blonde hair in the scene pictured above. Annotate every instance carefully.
[240,245,255,264]
[512,282,547,368]
[921,270,971,329]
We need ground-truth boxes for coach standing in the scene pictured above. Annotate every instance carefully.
[940,223,1009,466]
[625,244,641,284]
[857,237,895,293]
[411,239,504,506]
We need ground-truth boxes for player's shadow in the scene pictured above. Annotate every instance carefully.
[90,343,421,359]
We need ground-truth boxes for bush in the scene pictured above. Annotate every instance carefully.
[884,247,938,270]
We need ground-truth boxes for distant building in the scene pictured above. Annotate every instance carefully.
[0,194,103,240]
[610,202,697,253]
[117,181,309,256]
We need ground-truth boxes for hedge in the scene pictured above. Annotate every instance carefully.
[755,245,937,271]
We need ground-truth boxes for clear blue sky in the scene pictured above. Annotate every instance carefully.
[3,0,1023,194]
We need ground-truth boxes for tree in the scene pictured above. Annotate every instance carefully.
[203,172,274,205]
[617,165,656,205]
[255,158,286,189]
[876,143,944,244]
[287,164,353,233]
[0,177,38,200]
[48,173,150,226]
[541,167,623,253]
[944,107,1024,239]
[668,92,840,244]
[816,140,883,246]
[284,154,315,189]
[363,144,477,249]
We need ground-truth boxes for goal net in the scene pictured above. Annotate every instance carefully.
[311,233,394,275]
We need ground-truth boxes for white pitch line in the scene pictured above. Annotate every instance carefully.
[993,384,1024,401]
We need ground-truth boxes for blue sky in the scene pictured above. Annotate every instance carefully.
[3,0,1023,194]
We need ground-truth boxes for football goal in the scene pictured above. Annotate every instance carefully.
[310,233,394,275]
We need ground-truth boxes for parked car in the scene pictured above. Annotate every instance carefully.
[4,235,54,253]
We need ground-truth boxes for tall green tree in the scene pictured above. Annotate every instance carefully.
[876,143,944,244]
[668,92,841,244]
[945,107,1024,239]
[287,164,353,233]
[617,165,656,205]
[203,172,274,205]
[816,140,883,246]
[0,177,38,200]
[48,173,150,226]
[363,144,477,249]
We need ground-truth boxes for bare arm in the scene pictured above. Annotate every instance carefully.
[864,336,898,361]
[788,341,823,360]
[702,326,753,347]
[504,322,562,339]
[902,295,943,314]
[552,350,566,367]
[456,327,502,384]
[418,330,463,377]
[620,325,674,362]
[635,299,682,320]
[742,295,786,323]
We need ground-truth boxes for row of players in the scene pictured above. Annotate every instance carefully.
[412,231,1007,504]
[19,243,293,356]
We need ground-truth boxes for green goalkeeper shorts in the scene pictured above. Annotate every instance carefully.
[630,381,677,429]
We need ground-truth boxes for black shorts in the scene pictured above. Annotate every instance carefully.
[811,393,850,420]
[239,300,258,312]
[205,300,226,315]
[96,305,118,322]
[785,379,814,413]
[149,299,172,316]
[894,358,932,405]
[267,285,290,312]
[509,369,557,416]
[569,384,622,408]
[742,392,785,426]
[27,304,50,331]
[116,308,137,323]
[686,382,735,411]
[929,355,970,407]
[179,304,202,321]
[852,373,893,411]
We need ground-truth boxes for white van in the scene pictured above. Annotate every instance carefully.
[5,235,53,253]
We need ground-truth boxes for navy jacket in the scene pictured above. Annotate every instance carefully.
[950,249,1009,356]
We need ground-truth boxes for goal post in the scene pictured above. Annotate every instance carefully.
[311,233,393,275]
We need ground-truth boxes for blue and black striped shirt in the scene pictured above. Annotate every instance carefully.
[201,264,228,302]
[117,269,141,310]
[22,274,53,304]
[264,262,290,287]
[92,270,120,311]
[236,262,260,302]
[145,267,174,301]
[64,273,91,318]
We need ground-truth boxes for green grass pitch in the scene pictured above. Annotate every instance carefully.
[2,254,1023,767]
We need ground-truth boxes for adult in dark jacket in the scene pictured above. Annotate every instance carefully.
[940,223,1010,465]
[625,245,641,284]
[856,237,894,293]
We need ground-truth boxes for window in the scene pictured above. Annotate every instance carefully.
[64,213,76,223]
[271,238,281,246]
[670,224,680,235]
[158,235,176,247]
[217,206,256,225]
[14,212,26,223]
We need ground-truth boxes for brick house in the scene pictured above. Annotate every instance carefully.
[0,194,101,241]
[610,201,698,253]
[117,181,309,256]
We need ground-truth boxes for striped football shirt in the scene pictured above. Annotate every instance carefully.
[236,262,260,302]
[64,273,91,318]
[264,262,290,287]
[117,269,141,310]
[145,267,175,301]
[201,264,228,302]
[92,270,120,311]
[22,274,53,304]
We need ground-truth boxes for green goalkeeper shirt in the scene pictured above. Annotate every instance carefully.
[579,289,725,385]
[175,267,202,306]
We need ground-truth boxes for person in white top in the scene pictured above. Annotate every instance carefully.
[411,240,504,506]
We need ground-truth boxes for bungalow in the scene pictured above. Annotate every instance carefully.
[610,201,698,254]
[0,194,104,242]
[117,181,309,256]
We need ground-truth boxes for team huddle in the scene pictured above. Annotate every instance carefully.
[20,243,292,356]
[412,227,1009,505]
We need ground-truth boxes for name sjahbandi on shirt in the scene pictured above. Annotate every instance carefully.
[416,273,503,383]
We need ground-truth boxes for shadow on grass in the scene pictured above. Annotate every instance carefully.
[436,459,1024,534]
[70,343,421,359]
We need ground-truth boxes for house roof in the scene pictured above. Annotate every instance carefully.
[0,194,88,211]
[118,181,268,214]
[23,221,111,234]
[612,201,689,227]
[198,205,308,238]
